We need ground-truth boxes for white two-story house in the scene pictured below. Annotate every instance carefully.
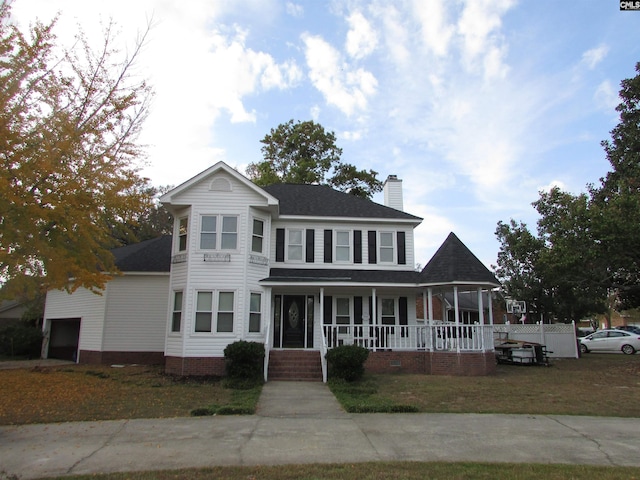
[42,161,500,379]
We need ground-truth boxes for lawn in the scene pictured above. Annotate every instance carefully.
[330,353,640,417]
[0,364,261,425]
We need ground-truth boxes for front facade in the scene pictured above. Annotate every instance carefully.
[159,162,500,378]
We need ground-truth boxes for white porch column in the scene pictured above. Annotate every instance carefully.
[320,287,325,344]
[371,287,377,352]
[488,289,494,326]
[427,288,433,351]
[454,285,460,354]
[477,287,484,351]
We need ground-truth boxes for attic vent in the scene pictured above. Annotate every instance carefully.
[210,178,232,192]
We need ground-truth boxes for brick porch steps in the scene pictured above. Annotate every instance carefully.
[267,350,323,381]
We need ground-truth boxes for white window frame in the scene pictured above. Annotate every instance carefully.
[171,291,183,333]
[216,291,235,333]
[335,230,351,263]
[248,292,262,333]
[194,291,214,333]
[287,228,304,262]
[378,231,396,264]
[199,214,238,250]
[380,297,397,326]
[178,217,188,252]
[251,218,265,254]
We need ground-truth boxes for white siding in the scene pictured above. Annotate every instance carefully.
[44,287,107,351]
[102,274,169,352]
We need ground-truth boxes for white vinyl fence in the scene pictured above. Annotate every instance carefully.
[494,322,579,358]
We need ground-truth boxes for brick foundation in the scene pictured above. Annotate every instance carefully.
[164,356,226,376]
[78,350,165,366]
[364,351,496,376]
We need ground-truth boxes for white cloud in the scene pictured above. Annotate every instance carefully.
[457,0,514,79]
[412,0,454,57]
[370,4,410,65]
[594,79,619,112]
[581,44,609,69]
[302,32,378,116]
[345,10,378,60]
[538,180,567,193]
[286,2,304,17]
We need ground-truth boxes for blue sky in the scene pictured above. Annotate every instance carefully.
[11,0,640,269]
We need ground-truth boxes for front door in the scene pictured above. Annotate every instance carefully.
[282,295,305,348]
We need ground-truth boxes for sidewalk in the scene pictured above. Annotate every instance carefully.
[1,381,640,479]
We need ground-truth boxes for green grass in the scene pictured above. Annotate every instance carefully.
[328,354,640,417]
[31,461,640,480]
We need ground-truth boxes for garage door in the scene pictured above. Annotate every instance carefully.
[48,318,80,361]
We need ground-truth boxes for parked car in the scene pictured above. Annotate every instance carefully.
[615,325,640,335]
[579,329,640,355]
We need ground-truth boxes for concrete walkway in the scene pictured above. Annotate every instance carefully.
[1,381,640,479]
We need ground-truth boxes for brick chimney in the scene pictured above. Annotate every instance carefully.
[383,175,403,211]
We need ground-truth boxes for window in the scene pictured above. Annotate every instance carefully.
[249,293,261,333]
[251,219,264,253]
[379,232,394,263]
[381,298,396,325]
[200,216,217,249]
[171,291,183,332]
[287,229,303,261]
[178,217,188,251]
[217,292,234,332]
[335,231,351,262]
[195,291,213,332]
[221,217,237,249]
[336,298,351,325]
[200,215,237,250]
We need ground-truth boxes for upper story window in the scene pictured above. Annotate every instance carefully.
[287,229,303,261]
[178,217,188,251]
[379,232,395,263]
[200,215,238,250]
[335,231,351,262]
[251,219,264,253]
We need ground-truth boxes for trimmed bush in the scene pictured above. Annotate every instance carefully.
[325,344,369,381]
[223,341,265,380]
[0,322,43,358]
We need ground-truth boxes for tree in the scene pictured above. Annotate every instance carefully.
[494,62,640,322]
[0,4,153,300]
[591,61,640,310]
[246,119,383,198]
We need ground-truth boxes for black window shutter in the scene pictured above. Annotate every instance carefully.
[276,228,285,262]
[306,229,315,263]
[354,296,363,324]
[368,230,377,264]
[399,296,408,337]
[323,296,333,324]
[324,229,332,263]
[397,231,406,265]
[354,230,362,264]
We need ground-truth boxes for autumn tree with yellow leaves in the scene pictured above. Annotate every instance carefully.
[0,4,154,300]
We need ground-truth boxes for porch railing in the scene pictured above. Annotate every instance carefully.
[322,323,495,353]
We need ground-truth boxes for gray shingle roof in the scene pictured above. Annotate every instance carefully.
[262,184,422,221]
[111,236,172,272]
[419,232,500,286]
[263,268,420,284]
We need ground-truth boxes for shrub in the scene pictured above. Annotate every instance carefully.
[223,341,265,380]
[325,344,369,381]
[0,322,43,358]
